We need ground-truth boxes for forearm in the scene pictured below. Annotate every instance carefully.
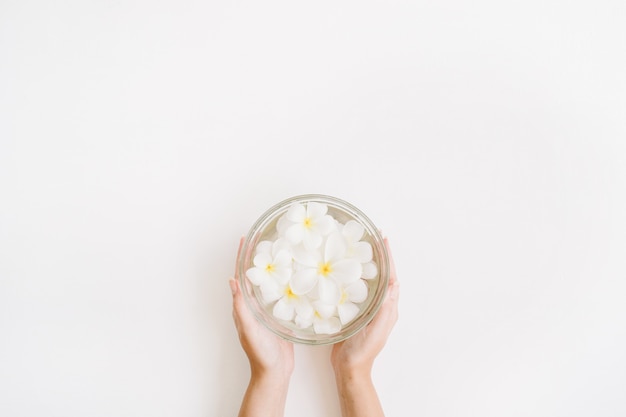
[334,367,385,417]
[238,371,291,417]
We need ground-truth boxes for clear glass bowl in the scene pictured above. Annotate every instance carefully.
[237,194,389,345]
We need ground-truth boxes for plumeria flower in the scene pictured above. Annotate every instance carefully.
[249,270,313,323]
[361,261,378,279]
[294,301,342,334]
[271,283,314,322]
[341,220,373,262]
[246,205,380,336]
[290,232,362,304]
[337,279,368,324]
[283,202,336,250]
[245,239,293,295]
[312,305,342,334]
[341,220,378,280]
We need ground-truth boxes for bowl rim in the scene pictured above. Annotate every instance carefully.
[237,193,389,345]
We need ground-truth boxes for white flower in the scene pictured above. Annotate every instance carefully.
[337,279,368,324]
[341,220,378,280]
[361,262,378,279]
[312,306,342,334]
[271,283,313,322]
[283,202,336,250]
[245,240,293,303]
[290,232,362,304]
[245,202,380,336]
[342,221,373,261]
[294,301,342,334]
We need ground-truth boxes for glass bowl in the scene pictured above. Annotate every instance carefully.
[237,194,389,345]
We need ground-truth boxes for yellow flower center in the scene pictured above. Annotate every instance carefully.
[265,263,275,273]
[339,290,347,304]
[284,287,298,299]
[318,262,332,276]
[303,217,312,229]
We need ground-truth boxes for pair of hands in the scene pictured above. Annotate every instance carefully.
[229,237,400,381]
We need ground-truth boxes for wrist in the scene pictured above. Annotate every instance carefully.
[241,366,291,417]
[332,360,373,382]
[250,365,293,385]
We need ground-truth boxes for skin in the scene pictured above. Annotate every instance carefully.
[330,238,399,417]
[230,238,294,417]
[230,237,399,417]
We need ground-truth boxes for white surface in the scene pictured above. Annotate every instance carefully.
[1,1,625,416]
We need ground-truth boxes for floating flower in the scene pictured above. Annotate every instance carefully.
[244,201,379,335]
[245,240,293,303]
[341,220,373,263]
[294,301,342,334]
[337,279,368,324]
[340,220,378,279]
[290,232,362,303]
[283,202,336,250]
[271,283,313,322]
[312,302,342,334]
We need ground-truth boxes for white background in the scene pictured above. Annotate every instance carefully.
[1,1,625,416]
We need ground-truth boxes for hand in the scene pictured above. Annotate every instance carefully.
[230,238,294,380]
[331,237,400,375]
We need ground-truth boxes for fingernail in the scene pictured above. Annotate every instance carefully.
[228,277,237,295]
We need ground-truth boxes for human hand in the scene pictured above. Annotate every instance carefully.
[331,237,399,376]
[230,237,295,381]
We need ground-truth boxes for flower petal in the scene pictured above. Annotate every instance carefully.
[313,301,336,319]
[342,220,364,243]
[246,267,266,286]
[253,252,272,268]
[273,267,292,285]
[315,215,336,236]
[272,238,293,256]
[324,232,346,262]
[295,299,314,320]
[313,316,341,334]
[305,280,320,300]
[290,268,318,295]
[276,213,290,236]
[255,240,272,255]
[273,298,295,321]
[273,249,293,267]
[352,241,373,263]
[292,244,321,267]
[295,314,313,328]
[285,223,305,244]
[318,277,341,304]
[362,261,378,279]
[338,302,360,324]
[286,203,306,222]
[306,202,327,218]
[331,259,362,284]
[345,279,368,303]
[302,230,322,250]
[260,280,282,303]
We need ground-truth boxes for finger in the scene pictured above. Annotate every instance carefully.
[230,275,260,333]
[366,278,400,339]
[363,304,395,346]
[229,277,241,323]
[229,276,238,297]
[230,278,246,318]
